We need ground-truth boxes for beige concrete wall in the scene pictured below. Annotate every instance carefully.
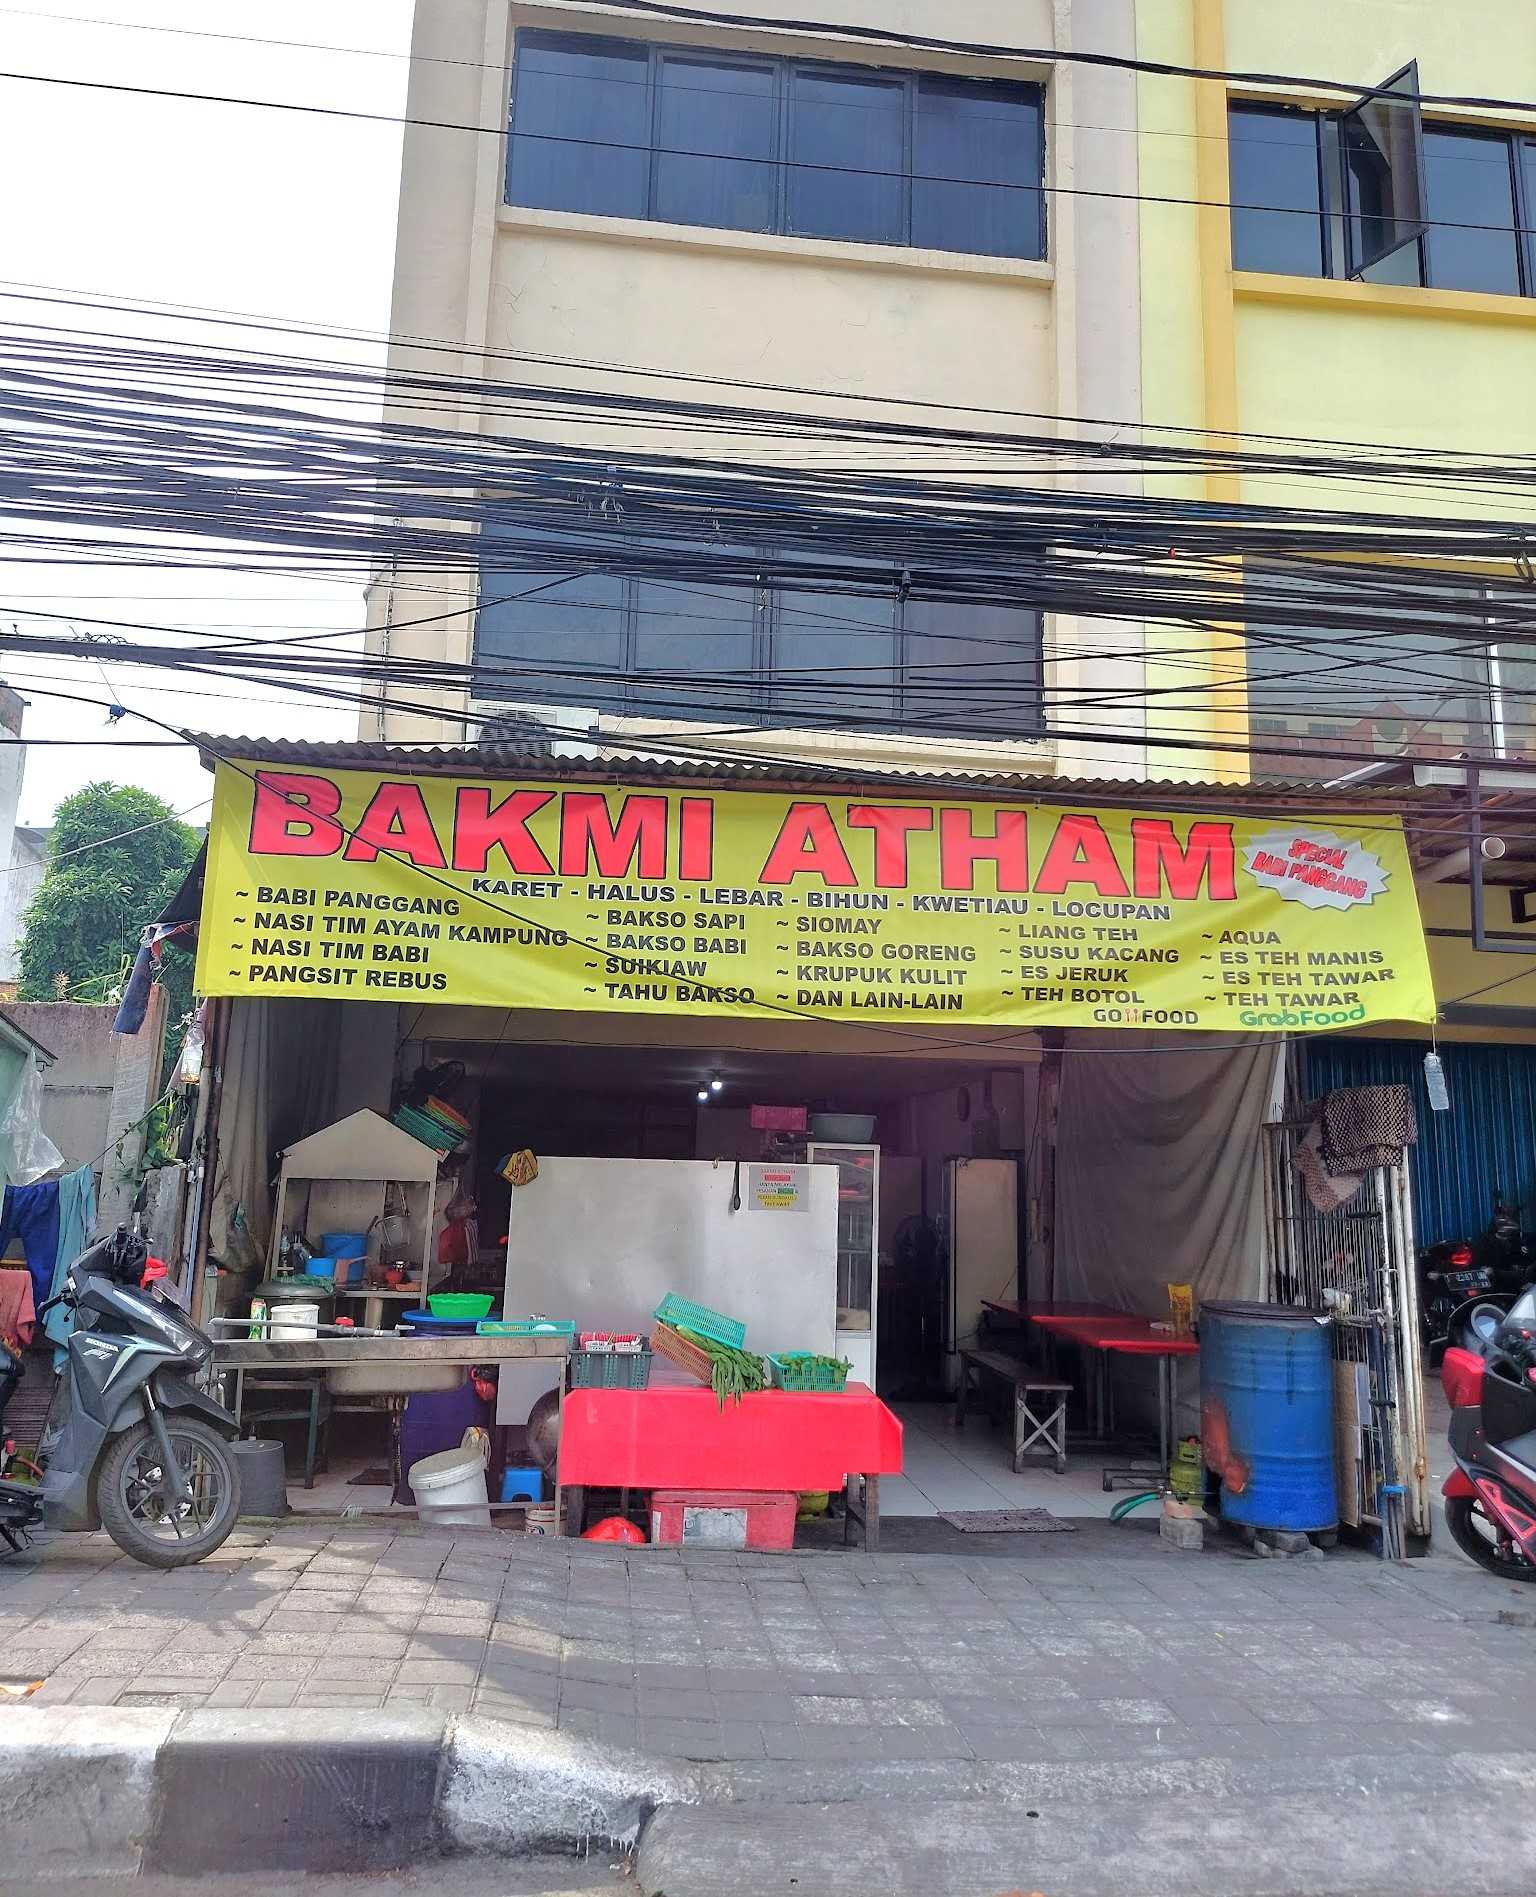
[4,1001,118,1171]
[371,0,1151,779]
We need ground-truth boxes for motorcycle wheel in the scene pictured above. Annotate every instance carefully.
[1445,1494,1536,1583]
[96,1416,241,1569]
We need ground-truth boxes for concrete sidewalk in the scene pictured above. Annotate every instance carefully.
[6,1520,1536,1892]
[3,1517,1534,1763]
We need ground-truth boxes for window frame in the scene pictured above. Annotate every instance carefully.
[1229,100,1536,298]
[1242,573,1534,776]
[506,29,1048,262]
[472,543,1046,742]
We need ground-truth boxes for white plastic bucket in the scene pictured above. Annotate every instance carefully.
[267,1301,320,1341]
[409,1435,491,1528]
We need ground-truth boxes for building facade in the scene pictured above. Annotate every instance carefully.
[366,0,1153,781]
[365,0,1536,1032]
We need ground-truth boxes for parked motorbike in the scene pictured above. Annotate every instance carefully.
[1440,1285,1536,1581]
[1420,1195,1536,1362]
[0,1227,241,1568]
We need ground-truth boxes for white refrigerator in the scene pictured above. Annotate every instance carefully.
[807,1141,879,1391]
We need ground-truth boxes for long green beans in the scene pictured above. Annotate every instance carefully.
[680,1328,767,1408]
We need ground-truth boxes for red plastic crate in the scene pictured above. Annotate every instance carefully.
[648,1489,797,1552]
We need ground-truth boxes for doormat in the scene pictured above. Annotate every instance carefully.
[348,1466,393,1486]
[939,1508,1076,1534]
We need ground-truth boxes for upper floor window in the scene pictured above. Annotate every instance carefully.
[1230,97,1536,297]
[473,531,1044,742]
[1244,568,1536,778]
[506,31,1046,261]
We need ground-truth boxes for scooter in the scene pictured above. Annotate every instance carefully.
[1440,1285,1536,1581]
[0,1227,242,1568]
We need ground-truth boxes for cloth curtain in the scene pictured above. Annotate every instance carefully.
[1054,1030,1278,1313]
[207,999,343,1306]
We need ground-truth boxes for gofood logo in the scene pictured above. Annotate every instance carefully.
[1242,828,1387,912]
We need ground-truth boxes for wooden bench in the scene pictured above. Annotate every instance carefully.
[954,1349,1072,1475]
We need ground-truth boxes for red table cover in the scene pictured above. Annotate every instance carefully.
[1047,1315,1199,1356]
[558,1382,904,1489]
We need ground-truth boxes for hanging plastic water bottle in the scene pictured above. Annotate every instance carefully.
[1424,1050,1451,1114]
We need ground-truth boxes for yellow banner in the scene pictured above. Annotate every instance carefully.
[195,760,1435,1033]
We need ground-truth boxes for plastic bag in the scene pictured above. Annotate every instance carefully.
[1,1059,63,1186]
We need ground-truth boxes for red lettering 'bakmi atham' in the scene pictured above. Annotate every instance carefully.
[342,782,449,867]
[1032,814,1130,898]
[248,771,345,858]
[450,788,555,875]
[847,805,932,889]
[1131,819,1235,900]
[558,793,669,879]
[937,808,1029,892]
[759,803,858,886]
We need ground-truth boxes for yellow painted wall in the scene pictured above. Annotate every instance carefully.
[1137,1,1536,1030]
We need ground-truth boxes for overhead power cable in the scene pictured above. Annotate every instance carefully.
[5,280,1534,483]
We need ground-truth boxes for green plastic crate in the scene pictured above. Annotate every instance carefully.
[767,1352,851,1393]
[569,1346,653,1390]
[653,1294,746,1349]
[476,1318,576,1338]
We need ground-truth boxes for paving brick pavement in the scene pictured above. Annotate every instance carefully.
[4,1519,1536,1775]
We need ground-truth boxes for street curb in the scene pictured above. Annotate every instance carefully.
[0,1706,699,1876]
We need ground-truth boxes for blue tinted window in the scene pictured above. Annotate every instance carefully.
[632,554,760,719]
[1229,106,1324,276]
[476,538,1042,739]
[904,596,1042,737]
[507,37,650,219]
[1424,127,1521,295]
[787,66,905,243]
[507,32,1046,260]
[772,574,900,727]
[655,57,778,233]
[912,76,1043,259]
[476,534,627,710]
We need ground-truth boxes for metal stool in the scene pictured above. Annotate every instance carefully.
[237,1370,331,1490]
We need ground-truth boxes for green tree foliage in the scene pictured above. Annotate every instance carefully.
[17,784,200,1017]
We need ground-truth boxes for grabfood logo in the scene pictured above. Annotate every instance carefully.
[1241,828,1387,912]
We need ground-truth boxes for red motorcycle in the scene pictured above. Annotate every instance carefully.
[1441,1286,1536,1581]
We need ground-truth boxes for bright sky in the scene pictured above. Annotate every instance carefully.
[0,1,414,826]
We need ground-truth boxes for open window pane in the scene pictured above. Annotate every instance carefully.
[1341,61,1427,273]
[787,66,905,243]
[903,596,1042,738]
[1423,127,1521,295]
[632,549,759,720]
[772,588,900,727]
[1229,106,1325,276]
[655,57,777,232]
[911,76,1043,259]
[507,35,651,219]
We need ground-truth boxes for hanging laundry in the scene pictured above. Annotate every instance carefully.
[43,1167,97,1351]
[0,1266,35,1351]
[0,1179,60,1316]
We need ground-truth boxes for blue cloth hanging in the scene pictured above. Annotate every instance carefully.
[43,1167,97,1351]
[0,1179,60,1317]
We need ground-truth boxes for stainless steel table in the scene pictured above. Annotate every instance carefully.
[213,1332,571,1524]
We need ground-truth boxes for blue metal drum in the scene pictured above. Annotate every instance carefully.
[1199,1301,1337,1532]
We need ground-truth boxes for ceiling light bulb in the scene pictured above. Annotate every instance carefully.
[710,1076,723,1092]
[696,1088,709,1103]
